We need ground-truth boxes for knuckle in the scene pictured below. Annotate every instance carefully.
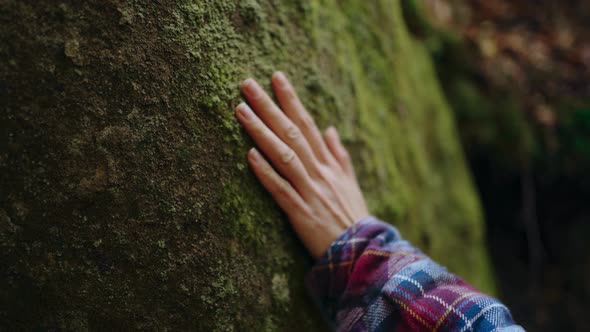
[315,157,329,167]
[278,83,295,98]
[285,89,298,103]
[262,164,275,178]
[339,149,350,161]
[275,182,290,196]
[280,148,296,164]
[316,164,334,180]
[314,165,329,181]
[285,124,301,140]
[300,114,316,130]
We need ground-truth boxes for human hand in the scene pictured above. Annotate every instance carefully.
[235,72,369,259]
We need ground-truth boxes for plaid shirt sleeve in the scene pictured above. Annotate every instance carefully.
[305,216,525,332]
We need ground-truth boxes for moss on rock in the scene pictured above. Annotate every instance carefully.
[0,0,493,330]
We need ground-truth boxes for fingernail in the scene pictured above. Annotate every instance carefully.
[248,148,260,161]
[236,103,252,120]
[273,71,288,88]
[241,78,259,97]
[327,126,337,136]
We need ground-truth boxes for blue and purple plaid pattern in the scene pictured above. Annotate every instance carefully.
[306,216,524,332]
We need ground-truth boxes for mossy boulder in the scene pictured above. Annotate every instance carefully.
[0,0,493,330]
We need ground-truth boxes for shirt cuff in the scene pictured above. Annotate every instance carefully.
[304,215,402,320]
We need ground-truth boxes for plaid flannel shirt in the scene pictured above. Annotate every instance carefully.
[306,216,524,332]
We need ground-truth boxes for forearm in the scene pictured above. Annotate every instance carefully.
[306,216,524,332]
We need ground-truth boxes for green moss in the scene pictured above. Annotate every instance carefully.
[271,273,290,304]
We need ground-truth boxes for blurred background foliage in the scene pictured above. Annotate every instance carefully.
[402,0,590,330]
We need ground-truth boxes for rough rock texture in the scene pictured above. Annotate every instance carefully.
[0,0,493,330]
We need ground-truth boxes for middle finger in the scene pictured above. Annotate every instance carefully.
[235,102,314,197]
[241,78,321,177]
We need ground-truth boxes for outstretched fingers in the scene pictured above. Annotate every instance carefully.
[240,78,321,176]
[236,73,371,259]
[271,72,335,166]
[235,102,314,197]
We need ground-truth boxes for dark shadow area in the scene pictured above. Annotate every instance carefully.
[469,150,590,331]
[401,0,590,330]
